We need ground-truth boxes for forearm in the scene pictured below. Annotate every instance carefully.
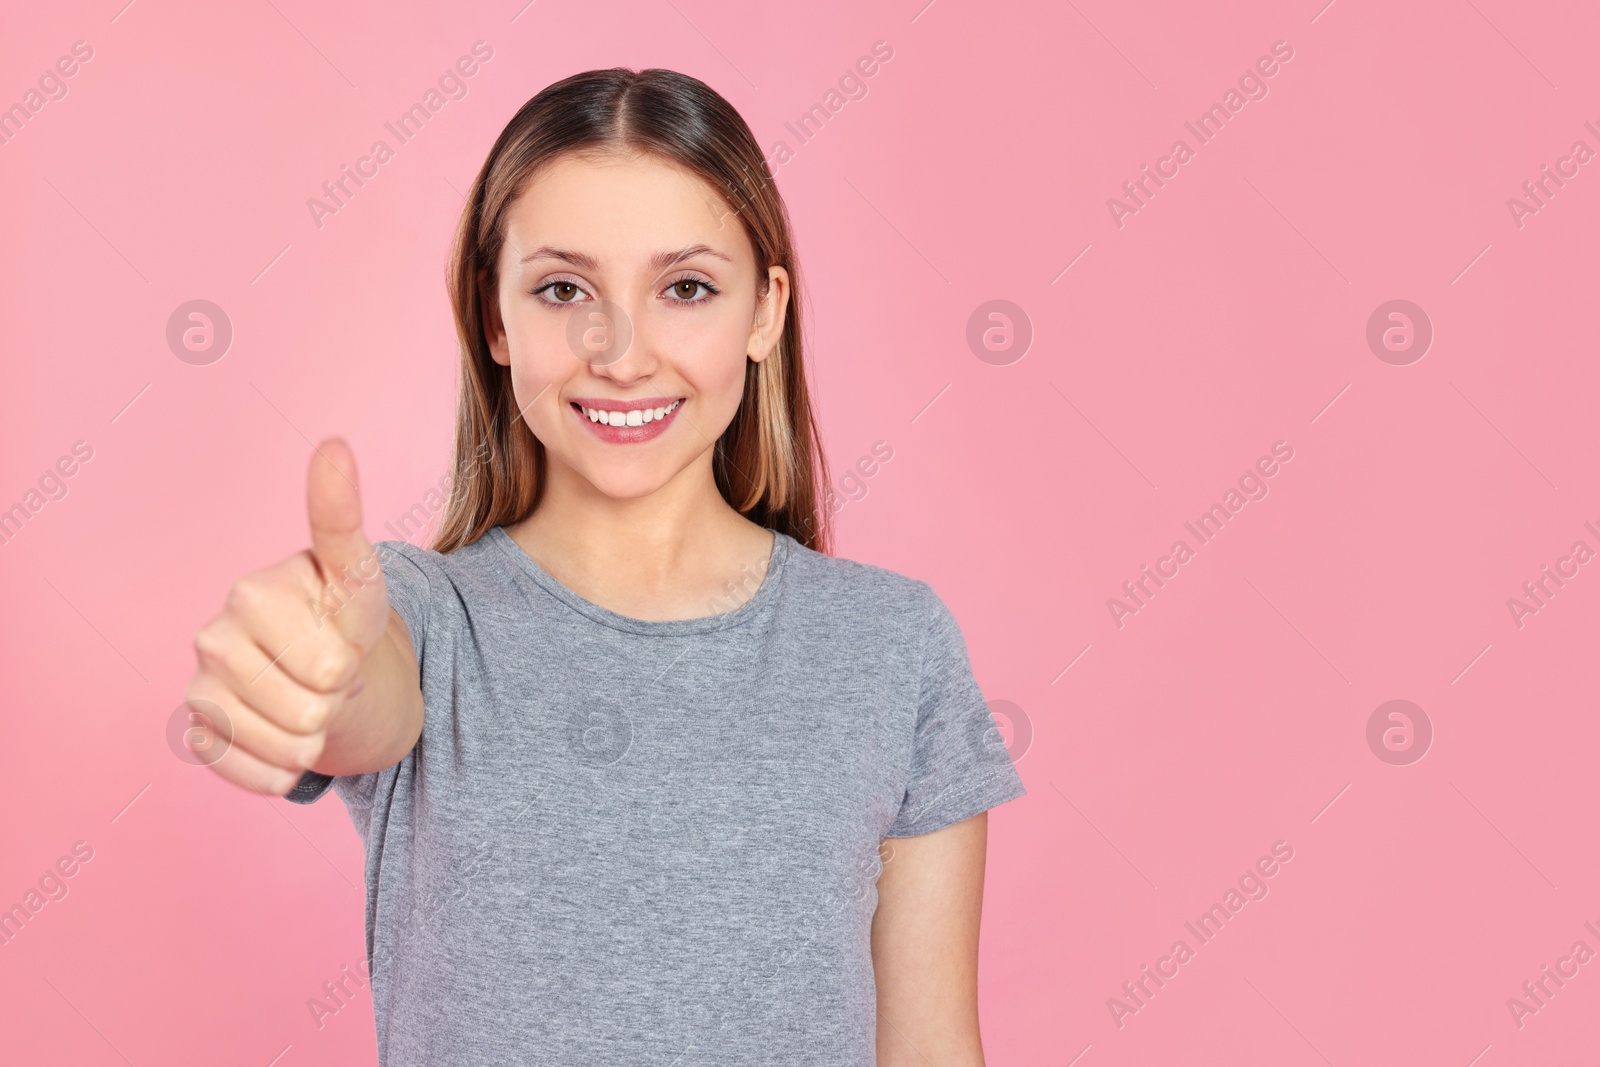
[310,608,424,776]
[872,813,989,1066]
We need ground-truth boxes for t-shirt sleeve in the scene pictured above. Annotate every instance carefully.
[885,583,1028,838]
[284,539,433,811]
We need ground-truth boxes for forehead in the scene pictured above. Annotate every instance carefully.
[501,150,749,265]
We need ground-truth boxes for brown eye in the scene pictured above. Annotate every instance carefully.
[553,282,578,302]
[666,278,719,302]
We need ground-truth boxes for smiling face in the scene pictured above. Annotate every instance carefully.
[484,148,789,504]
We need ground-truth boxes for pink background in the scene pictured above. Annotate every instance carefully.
[2,0,1597,1063]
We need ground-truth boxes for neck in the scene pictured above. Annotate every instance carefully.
[504,452,774,618]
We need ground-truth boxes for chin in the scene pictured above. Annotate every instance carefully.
[579,466,678,502]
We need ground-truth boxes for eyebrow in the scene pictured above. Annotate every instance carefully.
[517,243,733,271]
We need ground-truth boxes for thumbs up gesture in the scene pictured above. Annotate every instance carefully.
[302,438,391,654]
[184,438,405,796]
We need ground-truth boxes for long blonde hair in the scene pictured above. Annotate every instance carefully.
[431,67,832,555]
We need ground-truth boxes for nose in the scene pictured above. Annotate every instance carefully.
[573,294,658,387]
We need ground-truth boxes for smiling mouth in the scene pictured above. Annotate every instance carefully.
[570,398,684,427]
[567,397,687,444]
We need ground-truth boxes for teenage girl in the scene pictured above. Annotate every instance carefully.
[185,67,1025,1066]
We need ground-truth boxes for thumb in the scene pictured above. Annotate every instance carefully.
[306,437,379,597]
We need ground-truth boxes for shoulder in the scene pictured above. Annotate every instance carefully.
[780,534,943,634]
[373,529,511,598]
[378,526,512,567]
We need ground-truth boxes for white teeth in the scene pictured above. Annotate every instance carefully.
[581,399,681,426]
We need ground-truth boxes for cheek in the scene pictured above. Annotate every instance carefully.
[501,308,583,433]
[664,308,754,403]
[502,297,572,369]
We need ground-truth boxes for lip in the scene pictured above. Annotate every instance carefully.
[569,396,685,444]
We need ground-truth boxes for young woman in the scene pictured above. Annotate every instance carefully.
[185,67,1025,1065]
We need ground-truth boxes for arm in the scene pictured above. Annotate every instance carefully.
[186,439,426,796]
[871,812,990,1067]
[309,604,424,777]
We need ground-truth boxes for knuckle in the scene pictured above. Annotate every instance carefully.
[223,577,262,616]
[308,645,356,690]
[292,693,334,735]
[293,732,328,771]
[192,622,224,663]
[192,624,239,676]
[227,570,293,621]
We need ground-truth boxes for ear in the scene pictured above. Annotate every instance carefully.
[481,268,510,367]
[747,265,790,365]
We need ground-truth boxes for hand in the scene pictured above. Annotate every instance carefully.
[183,438,391,795]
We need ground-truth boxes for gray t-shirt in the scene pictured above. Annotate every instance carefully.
[287,525,1026,1065]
